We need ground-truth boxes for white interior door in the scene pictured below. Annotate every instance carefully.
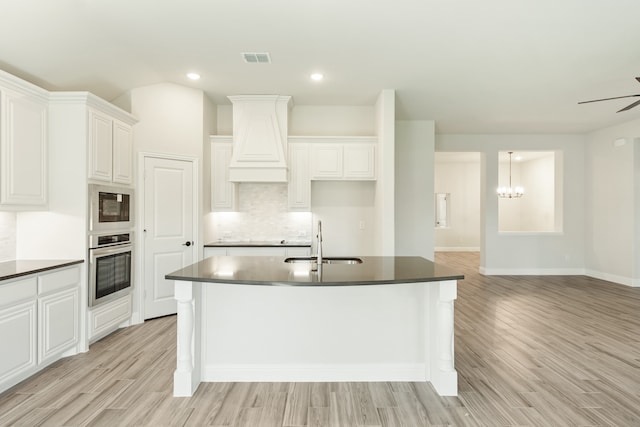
[143,156,195,319]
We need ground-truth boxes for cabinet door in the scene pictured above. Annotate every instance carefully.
[112,120,133,184]
[211,142,237,211]
[288,144,311,210]
[0,301,37,385]
[343,144,376,180]
[310,144,343,179]
[0,88,47,207]
[88,109,113,182]
[38,288,79,365]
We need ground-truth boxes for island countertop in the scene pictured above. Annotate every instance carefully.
[166,255,463,286]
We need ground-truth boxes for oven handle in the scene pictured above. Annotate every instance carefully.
[90,243,133,258]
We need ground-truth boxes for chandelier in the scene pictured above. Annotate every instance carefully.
[497,152,524,198]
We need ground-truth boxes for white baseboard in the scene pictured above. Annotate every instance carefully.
[435,247,480,252]
[202,363,427,382]
[479,267,585,276]
[584,269,637,287]
[478,267,638,287]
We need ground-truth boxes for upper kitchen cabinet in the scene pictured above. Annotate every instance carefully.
[0,71,48,209]
[88,108,134,185]
[307,136,377,181]
[210,136,237,211]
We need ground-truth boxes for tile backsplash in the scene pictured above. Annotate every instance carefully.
[0,212,17,262]
[208,183,312,243]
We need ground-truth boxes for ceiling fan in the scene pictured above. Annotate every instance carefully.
[578,77,640,112]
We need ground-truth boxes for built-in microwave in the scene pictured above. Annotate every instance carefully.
[88,184,134,232]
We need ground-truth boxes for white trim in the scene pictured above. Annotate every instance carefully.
[288,135,377,145]
[479,267,585,275]
[435,247,480,252]
[497,231,564,237]
[202,363,426,382]
[584,269,637,287]
[137,152,199,323]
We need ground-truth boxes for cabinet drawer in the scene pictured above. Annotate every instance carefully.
[38,266,80,296]
[0,277,37,308]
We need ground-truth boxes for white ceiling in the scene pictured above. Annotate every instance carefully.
[2,0,640,134]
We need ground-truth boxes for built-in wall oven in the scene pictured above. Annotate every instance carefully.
[88,232,133,307]
[88,184,134,232]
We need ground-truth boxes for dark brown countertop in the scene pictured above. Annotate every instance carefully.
[0,259,84,282]
[166,256,463,286]
[205,241,311,248]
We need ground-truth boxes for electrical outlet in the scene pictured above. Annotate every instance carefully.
[359,221,365,230]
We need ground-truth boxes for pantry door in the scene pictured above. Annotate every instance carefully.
[143,155,196,319]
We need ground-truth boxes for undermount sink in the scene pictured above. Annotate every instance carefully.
[284,257,363,265]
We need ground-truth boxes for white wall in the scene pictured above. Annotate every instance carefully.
[0,212,16,261]
[437,134,585,274]
[584,118,640,286]
[375,90,396,256]
[395,120,435,259]
[434,155,481,251]
[311,181,376,256]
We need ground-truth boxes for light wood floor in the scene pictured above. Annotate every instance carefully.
[1,252,640,426]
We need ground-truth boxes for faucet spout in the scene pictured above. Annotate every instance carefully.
[316,220,323,266]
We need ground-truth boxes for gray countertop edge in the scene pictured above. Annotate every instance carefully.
[165,274,465,287]
[0,259,85,282]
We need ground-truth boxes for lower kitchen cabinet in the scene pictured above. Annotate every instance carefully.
[38,287,79,365]
[0,298,37,389]
[0,264,81,394]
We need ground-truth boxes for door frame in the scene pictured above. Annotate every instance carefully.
[133,151,200,324]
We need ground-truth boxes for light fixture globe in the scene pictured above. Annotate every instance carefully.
[497,152,524,198]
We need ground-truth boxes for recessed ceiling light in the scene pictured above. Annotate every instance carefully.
[514,155,522,161]
[187,72,201,80]
[310,73,324,81]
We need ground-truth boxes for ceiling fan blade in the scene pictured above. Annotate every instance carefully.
[578,94,640,104]
[617,98,640,112]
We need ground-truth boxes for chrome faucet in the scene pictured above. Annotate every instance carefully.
[316,220,323,266]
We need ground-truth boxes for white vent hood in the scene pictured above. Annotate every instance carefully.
[228,95,292,182]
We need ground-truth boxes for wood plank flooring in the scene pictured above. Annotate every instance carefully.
[1,251,640,426]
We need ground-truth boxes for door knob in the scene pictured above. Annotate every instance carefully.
[183,241,193,247]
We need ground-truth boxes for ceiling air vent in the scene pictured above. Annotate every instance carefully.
[241,52,271,64]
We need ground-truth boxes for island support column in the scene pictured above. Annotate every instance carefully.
[428,280,458,396]
[173,280,202,397]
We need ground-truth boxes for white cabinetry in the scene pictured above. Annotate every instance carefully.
[210,137,237,211]
[37,266,80,365]
[0,264,81,394]
[0,278,37,390]
[288,143,311,210]
[292,136,377,181]
[88,108,133,184]
[0,71,48,209]
[88,295,132,342]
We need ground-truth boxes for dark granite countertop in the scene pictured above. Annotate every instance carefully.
[205,241,312,248]
[0,259,84,283]
[166,256,463,286]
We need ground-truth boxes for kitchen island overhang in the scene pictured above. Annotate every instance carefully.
[166,256,464,397]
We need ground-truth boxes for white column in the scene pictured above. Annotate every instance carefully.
[429,280,458,396]
[173,280,199,396]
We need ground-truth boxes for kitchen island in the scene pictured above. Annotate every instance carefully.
[166,256,463,397]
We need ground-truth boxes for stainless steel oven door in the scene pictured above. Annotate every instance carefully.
[89,243,133,307]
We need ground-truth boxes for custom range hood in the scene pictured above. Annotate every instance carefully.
[228,95,292,182]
